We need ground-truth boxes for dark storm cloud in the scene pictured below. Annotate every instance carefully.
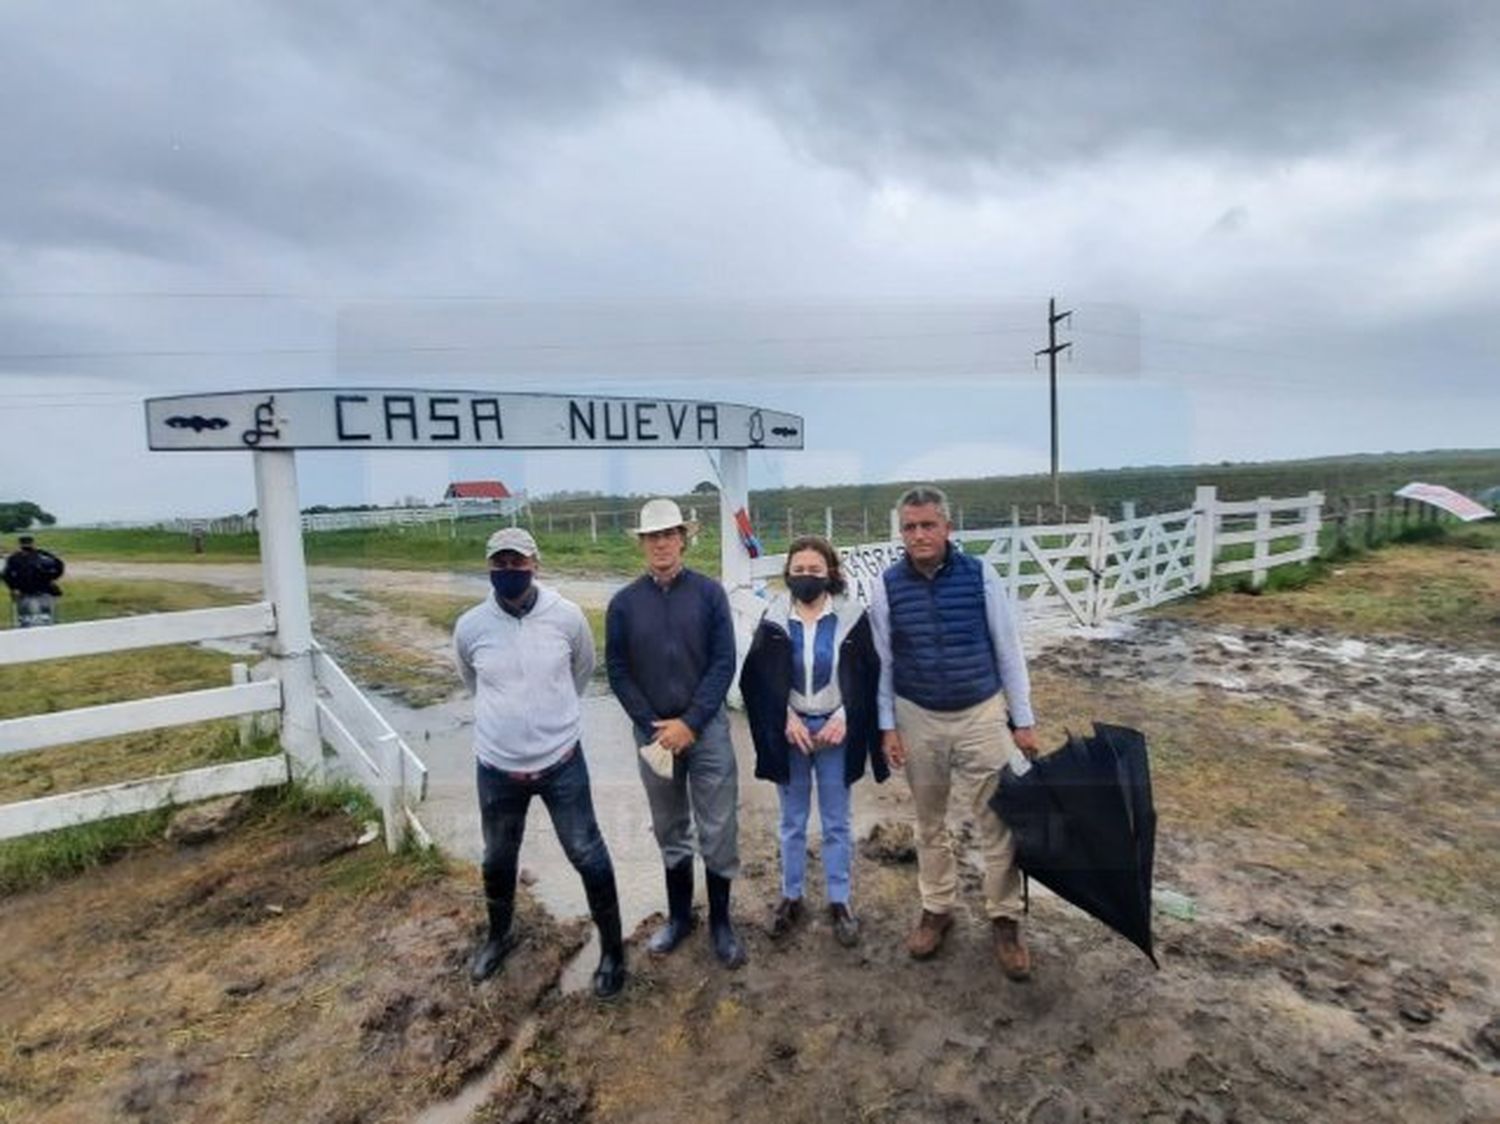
[5,0,1494,263]
[1,0,1495,402]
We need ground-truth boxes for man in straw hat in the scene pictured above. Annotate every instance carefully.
[606,498,747,968]
[454,527,626,998]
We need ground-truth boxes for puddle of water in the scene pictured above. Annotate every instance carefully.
[410,1016,539,1124]
[1044,616,1500,728]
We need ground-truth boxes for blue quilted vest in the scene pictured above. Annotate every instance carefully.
[883,545,1000,712]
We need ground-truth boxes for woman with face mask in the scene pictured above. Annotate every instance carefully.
[739,535,888,947]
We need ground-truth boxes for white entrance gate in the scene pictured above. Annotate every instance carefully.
[141,388,802,845]
[752,488,1324,630]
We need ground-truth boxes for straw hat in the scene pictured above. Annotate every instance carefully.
[631,498,697,536]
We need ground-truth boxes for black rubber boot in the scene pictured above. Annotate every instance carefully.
[583,869,627,999]
[469,895,514,983]
[647,857,696,955]
[706,870,747,969]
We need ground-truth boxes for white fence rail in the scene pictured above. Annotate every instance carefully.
[0,603,275,666]
[750,487,1324,629]
[312,646,429,852]
[0,680,281,758]
[299,499,523,533]
[0,601,429,851]
[0,603,288,844]
[0,756,290,843]
[68,499,527,537]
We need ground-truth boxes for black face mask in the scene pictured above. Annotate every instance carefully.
[491,569,533,602]
[787,575,830,604]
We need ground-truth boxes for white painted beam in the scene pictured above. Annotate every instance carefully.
[0,602,275,667]
[0,680,281,757]
[0,755,289,841]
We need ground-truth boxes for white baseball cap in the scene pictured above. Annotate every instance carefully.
[631,498,697,536]
[485,527,540,559]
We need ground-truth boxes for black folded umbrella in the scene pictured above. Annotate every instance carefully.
[990,722,1157,966]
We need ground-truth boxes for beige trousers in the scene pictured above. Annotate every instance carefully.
[896,693,1023,920]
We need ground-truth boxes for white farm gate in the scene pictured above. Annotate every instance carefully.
[753,487,1324,629]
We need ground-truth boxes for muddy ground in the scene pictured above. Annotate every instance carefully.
[486,628,1499,1123]
[0,797,586,1124]
[11,546,1500,1121]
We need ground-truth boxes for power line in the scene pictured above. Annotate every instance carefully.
[0,324,1040,364]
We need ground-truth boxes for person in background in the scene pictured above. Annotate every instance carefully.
[605,498,746,969]
[868,486,1041,979]
[454,527,626,999]
[2,535,65,627]
[740,535,886,947]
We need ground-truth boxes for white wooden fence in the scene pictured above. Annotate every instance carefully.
[0,604,428,850]
[311,645,429,851]
[70,498,527,537]
[298,499,524,533]
[751,486,1324,629]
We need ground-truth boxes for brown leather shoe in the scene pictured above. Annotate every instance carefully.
[767,897,804,940]
[994,918,1032,981]
[905,910,953,959]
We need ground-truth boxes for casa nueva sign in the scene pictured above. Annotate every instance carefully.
[145,388,804,452]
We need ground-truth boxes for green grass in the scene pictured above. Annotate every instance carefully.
[0,642,240,721]
[365,589,609,659]
[0,805,175,897]
[1,576,250,630]
[40,520,712,577]
[0,780,382,899]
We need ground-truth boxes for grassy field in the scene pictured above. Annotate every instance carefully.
[36,519,677,575]
[36,448,1499,574]
[363,588,609,656]
[0,574,256,630]
[1169,520,1500,646]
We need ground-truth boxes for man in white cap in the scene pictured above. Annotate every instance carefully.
[605,498,746,968]
[454,526,626,998]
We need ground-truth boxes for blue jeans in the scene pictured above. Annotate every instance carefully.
[476,747,616,917]
[778,716,852,905]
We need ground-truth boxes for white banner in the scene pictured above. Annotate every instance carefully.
[837,541,907,605]
[1394,482,1495,523]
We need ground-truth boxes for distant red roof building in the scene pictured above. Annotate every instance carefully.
[444,481,512,501]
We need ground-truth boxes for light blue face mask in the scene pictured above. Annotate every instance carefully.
[490,568,533,601]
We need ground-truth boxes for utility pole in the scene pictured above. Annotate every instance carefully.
[1035,296,1072,506]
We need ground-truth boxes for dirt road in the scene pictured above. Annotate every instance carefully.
[69,560,623,610]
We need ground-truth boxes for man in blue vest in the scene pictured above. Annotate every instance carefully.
[868,486,1040,979]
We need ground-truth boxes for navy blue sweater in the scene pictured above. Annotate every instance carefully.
[605,568,737,738]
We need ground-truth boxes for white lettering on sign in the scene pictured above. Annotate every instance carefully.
[146,389,803,451]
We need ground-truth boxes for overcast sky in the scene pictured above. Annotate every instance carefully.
[3,1,1497,523]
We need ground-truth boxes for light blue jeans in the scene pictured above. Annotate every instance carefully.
[778,715,852,905]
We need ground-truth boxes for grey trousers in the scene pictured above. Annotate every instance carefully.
[635,708,740,879]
